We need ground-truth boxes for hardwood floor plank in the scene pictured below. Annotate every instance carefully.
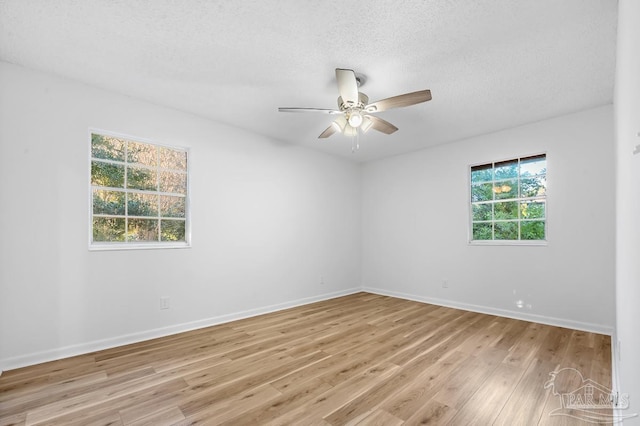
[403,399,457,425]
[446,362,526,424]
[502,322,551,369]
[456,317,506,354]
[429,348,505,411]
[265,362,401,426]
[153,353,231,375]
[179,350,329,418]
[0,372,109,421]
[0,411,26,426]
[387,310,486,366]
[118,390,187,425]
[127,407,185,426]
[492,318,532,351]
[214,378,332,425]
[493,358,559,425]
[589,333,612,385]
[92,326,237,363]
[0,292,611,425]
[181,383,283,425]
[21,378,187,425]
[181,349,294,388]
[378,350,471,421]
[24,377,189,426]
[98,333,246,376]
[323,346,472,425]
[535,325,573,364]
[537,330,613,425]
[355,408,404,426]
[0,356,98,394]
[365,302,429,327]
[70,412,123,426]
[560,332,596,374]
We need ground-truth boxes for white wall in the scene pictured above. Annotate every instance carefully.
[0,62,361,370]
[615,0,640,423]
[362,106,615,333]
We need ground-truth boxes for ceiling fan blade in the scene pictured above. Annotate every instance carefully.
[318,124,338,139]
[278,107,342,114]
[368,115,399,135]
[318,115,348,138]
[335,68,359,106]
[365,89,432,113]
[361,115,374,133]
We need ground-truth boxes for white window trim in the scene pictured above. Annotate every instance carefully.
[468,152,548,246]
[88,128,192,251]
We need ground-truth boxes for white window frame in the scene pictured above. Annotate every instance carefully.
[468,153,547,246]
[88,129,191,251]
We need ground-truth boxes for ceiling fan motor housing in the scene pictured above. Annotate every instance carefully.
[338,93,369,111]
[337,92,368,128]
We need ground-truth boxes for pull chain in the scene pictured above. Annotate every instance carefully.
[351,128,361,152]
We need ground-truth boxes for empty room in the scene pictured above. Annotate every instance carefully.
[1,1,639,425]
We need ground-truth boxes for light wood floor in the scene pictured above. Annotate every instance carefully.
[0,292,612,425]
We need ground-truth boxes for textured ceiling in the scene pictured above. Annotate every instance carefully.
[0,0,618,162]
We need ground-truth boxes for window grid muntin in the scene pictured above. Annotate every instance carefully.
[470,154,546,242]
[90,132,189,247]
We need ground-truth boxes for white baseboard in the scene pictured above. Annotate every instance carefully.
[363,286,614,336]
[0,287,361,372]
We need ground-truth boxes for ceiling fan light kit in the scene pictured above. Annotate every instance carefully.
[278,68,432,151]
[347,110,363,128]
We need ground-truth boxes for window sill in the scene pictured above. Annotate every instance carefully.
[469,240,547,247]
[89,242,191,251]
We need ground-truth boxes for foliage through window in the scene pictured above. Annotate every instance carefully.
[470,154,546,242]
[90,132,189,248]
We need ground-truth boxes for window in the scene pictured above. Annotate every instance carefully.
[470,154,546,243]
[90,131,189,249]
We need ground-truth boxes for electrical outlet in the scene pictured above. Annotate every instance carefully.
[160,297,170,310]
[442,280,448,288]
[320,276,324,285]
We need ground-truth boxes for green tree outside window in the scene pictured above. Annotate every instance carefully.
[470,154,546,242]
[90,133,189,247]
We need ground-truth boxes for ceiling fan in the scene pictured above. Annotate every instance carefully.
[278,68,432,142]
